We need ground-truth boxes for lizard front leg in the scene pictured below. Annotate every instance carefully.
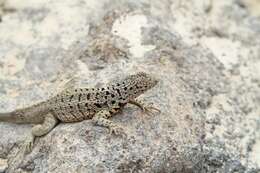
[24,113,58,153]
[92,109,125,136]
[128,99,160,116]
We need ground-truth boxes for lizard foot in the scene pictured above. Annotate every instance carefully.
[22,135,35,154]
[109,125,126,137]
[141,103,161,116]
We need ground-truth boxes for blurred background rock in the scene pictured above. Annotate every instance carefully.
[0,0,259,172]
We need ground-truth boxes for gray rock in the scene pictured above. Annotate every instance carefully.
[0,0,259,172]
[0,158,7,173]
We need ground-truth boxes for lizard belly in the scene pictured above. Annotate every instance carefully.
[53,103,97,123]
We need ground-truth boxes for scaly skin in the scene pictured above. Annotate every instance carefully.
[0,72,159,153]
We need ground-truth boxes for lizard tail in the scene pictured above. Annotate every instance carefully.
[0,101,49,124]
[0,111,29,123]
[0,112,14,122]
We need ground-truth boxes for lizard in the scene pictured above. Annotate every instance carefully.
[0,72,159,153]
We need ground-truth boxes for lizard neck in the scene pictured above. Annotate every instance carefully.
[110,83,145,102]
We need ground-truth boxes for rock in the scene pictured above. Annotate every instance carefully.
[0,0,259,173]
[0,158,8,173]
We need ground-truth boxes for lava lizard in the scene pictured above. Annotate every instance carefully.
[0,72,159,153]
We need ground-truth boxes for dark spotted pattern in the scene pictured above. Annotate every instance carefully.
[48,72,158,122]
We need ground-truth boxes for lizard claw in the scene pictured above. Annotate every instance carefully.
[109,125,127,137]
[141,103,161,116]
[23,135,35,154]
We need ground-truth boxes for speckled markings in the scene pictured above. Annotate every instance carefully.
[0,72,159,153]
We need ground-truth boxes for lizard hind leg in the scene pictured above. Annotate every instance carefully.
[92,110,126,137]
[23,113,58,153]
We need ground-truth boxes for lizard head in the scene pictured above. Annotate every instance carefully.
[134,72,158,90]
[125,72,158,98]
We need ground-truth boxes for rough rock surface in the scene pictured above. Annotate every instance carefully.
[0,0,259,172]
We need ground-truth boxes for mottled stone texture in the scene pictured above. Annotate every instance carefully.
[0,0,259,172]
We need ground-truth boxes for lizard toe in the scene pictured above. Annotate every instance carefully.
[142,105,161,116]
[23,135,35,154]
[109,125,126,137]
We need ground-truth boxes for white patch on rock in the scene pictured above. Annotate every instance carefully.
[0,19,36,46]
[250,138,260,166]
[0,158,8,173]
[242,0,260,17]
[112,14,155,58]
[201,37,243,69]
[252,61,260,80]
[76,59,91,75]
[1,49,26,77]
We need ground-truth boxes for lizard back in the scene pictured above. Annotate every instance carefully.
[49,72,158,122]
[49,87,123,122]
